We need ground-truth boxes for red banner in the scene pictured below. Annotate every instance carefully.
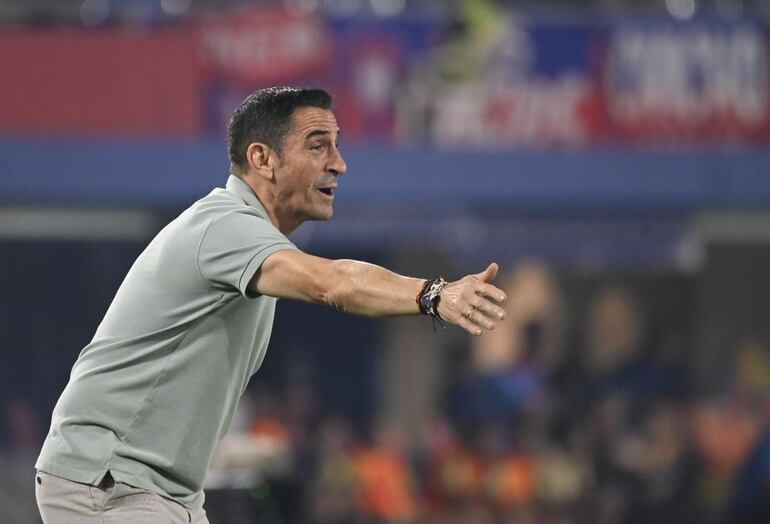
[1,14,768,146]
[0,28,200,137]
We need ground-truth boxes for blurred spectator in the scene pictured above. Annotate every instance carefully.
[451,261,566,424]
[1,396,41,451]
[353,422,419,523]
[474,261,565,374]
[582,284,642,379]
[574,283,678,410]
[729,415,770,524]
[733,337,770,400]
[284,379,321,450]
[422,418,485,515]
[308,417,358,524]
[207,384,293,486]
[608,400,696,524]
[535,444,592,520]
[249,384,293,447]
[692,397,764,523]
[0,397,43,523]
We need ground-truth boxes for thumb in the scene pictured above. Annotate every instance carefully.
[474,262,499,283]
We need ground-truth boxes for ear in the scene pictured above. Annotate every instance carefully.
[246,142,277,181]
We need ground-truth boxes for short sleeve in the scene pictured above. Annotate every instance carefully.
[197,210,298,297]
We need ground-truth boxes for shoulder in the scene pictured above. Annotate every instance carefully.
[189,189,269,230]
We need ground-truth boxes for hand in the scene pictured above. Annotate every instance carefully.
[437,263,507,336]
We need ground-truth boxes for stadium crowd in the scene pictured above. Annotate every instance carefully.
[203,263,770,524]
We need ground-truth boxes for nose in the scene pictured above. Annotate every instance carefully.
[328,146,347,176]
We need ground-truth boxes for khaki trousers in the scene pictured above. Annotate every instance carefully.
[35,471,208,524]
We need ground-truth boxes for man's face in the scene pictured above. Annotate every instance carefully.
[272,106,346,224]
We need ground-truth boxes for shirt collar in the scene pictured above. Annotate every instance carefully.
[225,175,269,217]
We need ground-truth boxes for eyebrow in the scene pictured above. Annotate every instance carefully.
[304,129,340,140]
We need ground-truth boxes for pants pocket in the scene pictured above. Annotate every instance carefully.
[36,471,101,522]
[104,482,190,522]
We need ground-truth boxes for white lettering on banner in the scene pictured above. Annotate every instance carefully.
[431,78,590,147]
[200,12,327,81]
[606,26,768,128]
[204,26,321,72]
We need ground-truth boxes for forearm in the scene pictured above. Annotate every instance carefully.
[254,250,507,335]
[322,259,425,317]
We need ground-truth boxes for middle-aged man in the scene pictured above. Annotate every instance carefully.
[35,87,507,523]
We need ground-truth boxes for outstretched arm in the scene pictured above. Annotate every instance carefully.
[250,250,506,336]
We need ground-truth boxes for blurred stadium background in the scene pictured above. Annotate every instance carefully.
[2,0,770,522]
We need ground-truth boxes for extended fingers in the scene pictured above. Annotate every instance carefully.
[446,301,488,335]
[457,313,483,337]
[471,296,506,322]
[456,298,500,331]
[475,283,507,304]
[469,282,506,323]
[463,304,496,331]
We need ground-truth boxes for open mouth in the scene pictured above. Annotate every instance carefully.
[317,188,335,197]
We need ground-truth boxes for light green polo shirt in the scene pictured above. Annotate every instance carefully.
[36,175,298,507]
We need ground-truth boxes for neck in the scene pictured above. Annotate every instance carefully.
[239,174,301,235]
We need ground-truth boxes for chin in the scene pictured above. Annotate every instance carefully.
[307,208,333,222]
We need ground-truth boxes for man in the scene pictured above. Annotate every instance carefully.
[35,87,507,523]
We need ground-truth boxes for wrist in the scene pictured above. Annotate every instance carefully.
[416,277,448,322]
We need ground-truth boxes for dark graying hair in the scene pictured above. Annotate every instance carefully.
[227,87,332,171]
